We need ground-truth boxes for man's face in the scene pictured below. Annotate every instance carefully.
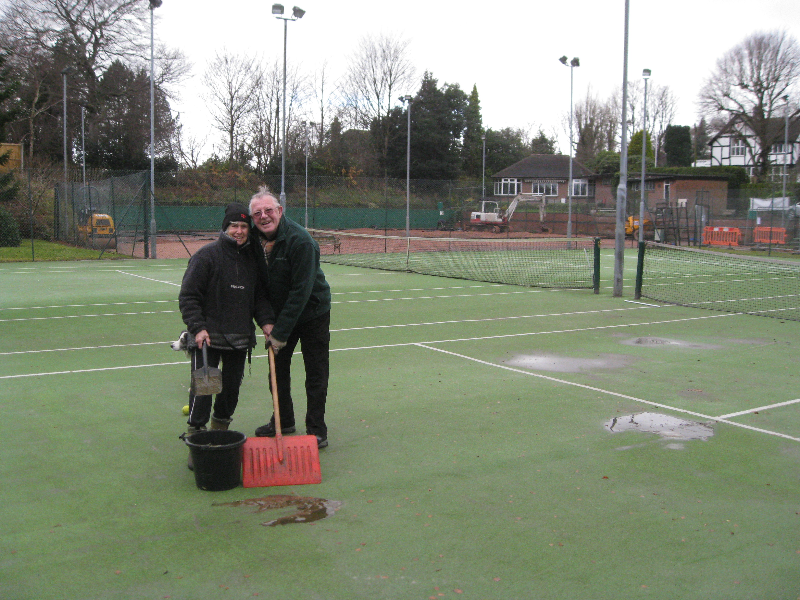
[251,197,283,238]
[225,221,250,245]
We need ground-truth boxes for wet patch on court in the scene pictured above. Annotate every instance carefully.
[505,353,634,373]
[620,336,722,349]
[605,412,714,448]
[214,495,343,526]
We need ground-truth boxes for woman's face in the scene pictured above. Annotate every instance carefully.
[225,221,250,245]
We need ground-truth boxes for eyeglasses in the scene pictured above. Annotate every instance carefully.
[252,207,280,218]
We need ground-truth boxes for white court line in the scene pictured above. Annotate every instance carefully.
[415,344,800,444]
[0,300,176,311]
[0,341,171,356]
[2,306,656,355]
[116,270,181,286]
[1,288,563,323]
[0,311,734,376]
[716,399,800,419]
[4,313,797,442]
[0,310,177,323]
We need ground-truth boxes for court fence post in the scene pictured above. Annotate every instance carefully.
[634,241,645,300]
[593,237,600,294]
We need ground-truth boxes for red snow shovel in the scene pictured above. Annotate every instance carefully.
[242,346,321,488]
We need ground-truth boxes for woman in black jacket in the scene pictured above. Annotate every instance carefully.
[179,203,273,468]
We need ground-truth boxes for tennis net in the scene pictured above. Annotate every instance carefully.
[635,241,800,321]
[310,230,600,290]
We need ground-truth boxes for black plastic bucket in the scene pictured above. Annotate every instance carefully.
[183,430,246,491]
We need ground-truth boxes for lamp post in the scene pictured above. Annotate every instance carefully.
[303,120,314,228]
[481,133,486,199]
[614,0,630,298]
[400,95,412,237]
[559,55,579,240]
[148,0,162,259]
[273,4,305,210]
[782,95,789,229]
[61,66,74,210]
[639,68,651,244]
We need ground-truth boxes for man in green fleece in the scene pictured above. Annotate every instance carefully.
[249,187,332,448]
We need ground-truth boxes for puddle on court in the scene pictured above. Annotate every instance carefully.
[214,495,343,526]
[620,337,722,350]
[505,353,633,373]
[605,412,714,445]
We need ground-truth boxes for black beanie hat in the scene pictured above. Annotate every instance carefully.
[222,202,250,231]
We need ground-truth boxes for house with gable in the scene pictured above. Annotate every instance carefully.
[493,154,730,222]
[709,115,799,182]
[491,154,614,206]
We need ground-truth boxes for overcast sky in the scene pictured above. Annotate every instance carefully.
[155,0,800,158]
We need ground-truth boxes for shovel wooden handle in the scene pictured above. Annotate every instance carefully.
[268,345,284,462]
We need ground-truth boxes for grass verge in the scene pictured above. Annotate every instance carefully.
[0,239,129,262]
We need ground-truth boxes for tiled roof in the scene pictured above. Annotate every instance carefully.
[493,154,594,179]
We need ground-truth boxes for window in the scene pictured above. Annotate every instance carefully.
[772,143,786,154]
[530,182,558,196]
[630,181,655,192]
[572,179,593,197]
[664,182,670,201]
[494,178,521,196]
[731,139,746,157]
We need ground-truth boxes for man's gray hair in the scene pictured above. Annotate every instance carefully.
[249,186,280,211]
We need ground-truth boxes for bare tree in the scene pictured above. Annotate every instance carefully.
[202,49,262,164]
[647,84,677,166]
[699,30,800,180]
[340,33,415,173]
[171,119,206,170]
[308,61,334,152]
[570,87,619,164]
[0,0,188,164]
[244,58,308,175]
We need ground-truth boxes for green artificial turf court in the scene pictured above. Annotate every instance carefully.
[1,251,799,600]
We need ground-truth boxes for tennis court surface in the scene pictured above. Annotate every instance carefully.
[1,247,799,599]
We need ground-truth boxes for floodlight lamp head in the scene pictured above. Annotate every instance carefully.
[559,56,568,65]
[571,57,580,67]
[272,3,284,15]
[292,6,305,18]
[149,0,162,9]
[642,68,651,79]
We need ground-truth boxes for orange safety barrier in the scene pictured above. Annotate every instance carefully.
[753,226,786,244]
[703,227,741,246]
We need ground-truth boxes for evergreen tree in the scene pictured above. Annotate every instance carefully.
[461,85,484,178]
[628,129,654,165]
[692,118,711,161]
[384,72,468,180]
[663,125,694,167]
[0,51,20,205]
[529,128,557,154]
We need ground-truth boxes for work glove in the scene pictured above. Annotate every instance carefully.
[267,337,287,356]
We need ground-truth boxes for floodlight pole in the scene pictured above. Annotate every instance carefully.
[782,95,789,229]
[613,0,630,297]
[304,121,314,228]
[61,67,73,211]
[148,0,162,259]
[639,69,650,244]
[273,4,305,210]
[400,95,412,237]
[481,134,486,199]
[560,56,579,240]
